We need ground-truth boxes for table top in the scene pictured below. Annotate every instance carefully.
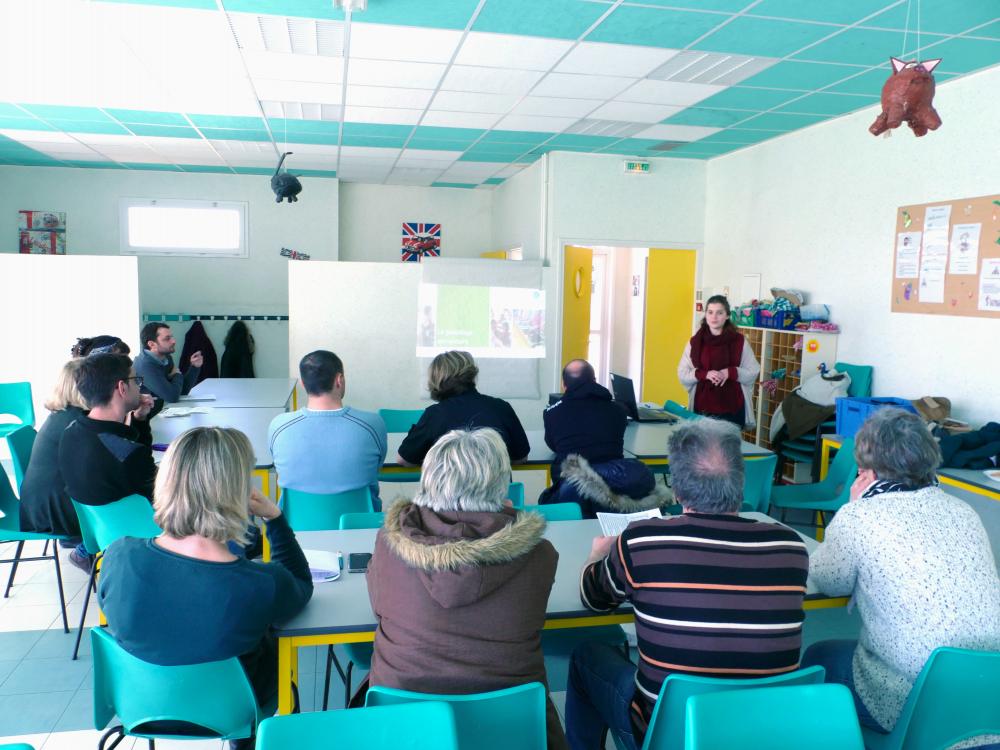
[275,512,824,638]
[151,406,283,469]
[384,429,555,468]
[187,378,297,409]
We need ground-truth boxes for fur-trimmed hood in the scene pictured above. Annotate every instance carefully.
[379,500,551,609]
[560,454,674,512]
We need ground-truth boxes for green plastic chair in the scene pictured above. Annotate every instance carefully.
[769,437,856,534]
[637,666,826,750]
[279,486,373,532]
[529,502,583,522]
[0,382,34,440]
[379,408,425,432]
[740,454,778,513]
[339,511,386,530]
[71,495,160,660]
[663,400,699,420]
[7,424,36,493]
[257,701,460,750]
[0,462,69,632]
[366,681,547,750]
[683,683,864,750]
[91,627,268,749]
[508,481,525,508]
[863,647,1000,750]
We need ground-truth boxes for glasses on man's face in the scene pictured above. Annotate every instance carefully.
[125,376,144,388]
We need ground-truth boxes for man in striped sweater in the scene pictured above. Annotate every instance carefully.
[565,418,810,750]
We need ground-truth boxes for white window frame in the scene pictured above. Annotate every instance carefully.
[119,198,249,258]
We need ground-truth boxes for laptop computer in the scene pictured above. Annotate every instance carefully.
[610,373,678,423]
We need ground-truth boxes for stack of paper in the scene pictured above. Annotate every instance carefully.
[304,549,342,583]
[159,406,210,418]
[596,508,663,537]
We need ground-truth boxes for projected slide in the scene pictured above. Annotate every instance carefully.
[416,284,545,358]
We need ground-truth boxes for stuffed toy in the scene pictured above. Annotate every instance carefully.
[869,57,942,137]
[271,152,303,203]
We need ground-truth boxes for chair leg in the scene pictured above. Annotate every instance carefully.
[148,740,155,749]
[42,539,50,556]
[4,540,25,597]
[344,660,354,710]
[72,561,98,660]
[52,543,69,633]
[322,646,349,711]
[98,726,126,750]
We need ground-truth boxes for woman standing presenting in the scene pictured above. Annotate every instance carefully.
[678,295,759,428]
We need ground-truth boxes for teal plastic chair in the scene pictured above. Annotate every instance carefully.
[379,408,425,432]
[91,627,268,750]
[769,437,856,535]
[7,424,36,493]
[508,481,525,508]
[257,701,460,750]
[0,382,34,440]
[366,681,547,750]
[636,666,826,750]
[740,454,778,512]
[0,462,69,632]
[71,495,160,660]
[339,511,385,530]
[663,400,699,420]
[529,503,583,521]
[683,683,864,750]
[279,486,373,532]
[0,744,36,749]
[863,647,1000,750]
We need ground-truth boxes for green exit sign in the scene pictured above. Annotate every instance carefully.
[624,160,650,174]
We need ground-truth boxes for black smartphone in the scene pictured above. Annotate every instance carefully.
[348,552,372,573]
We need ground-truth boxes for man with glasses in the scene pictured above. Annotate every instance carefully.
[58,353,157,571]
[134,322,203,403]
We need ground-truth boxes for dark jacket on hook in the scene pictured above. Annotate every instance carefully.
[179,321,218,384]
[220,321,255,378]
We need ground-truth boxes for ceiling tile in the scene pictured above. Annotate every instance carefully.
[349,23,463,64]
[459,150,517,163]
[696,128,783,145]
[662,107,753,127]
[495,164,528,178]
[694,86,803,111]
[243,51,345,84]
[32,147,107,161]
[555,41,680,77]
[736,111,826,130]
[347,86,434,109]
[633,123,722,141]
[274,143,341,156]
[343,106,422,125]
[774,91,879,116]
[791,28,913,66]
[399,148,462,162]
[441,66,546,95]
[862,1,1000,36]
[617,79,724,106]
[422,110,502,129]
[454,32,573,70]
[431,91,521,114]
[73,133,147,147]
[388,167,442,186]
[821,67,897,95]
[411,125,485,144]
[341,133,408,148]
[347,59,446,89]
[494,114,576,133]
[739,60,868,90]
[0,129,76,144]
[532,72,636,99]
[472,0,610,40]
[408,138,476,150]
[586,6,729,49]
[480,130,552,145]
[693,17,836,57]
[208,139,274,153]
[748,0,898,26]
[254,79,344,105]
[564,119,646,138]
[509,97,604,118]
[909,37,1000,74]
[124,123,201,139]
[589,101,684,123]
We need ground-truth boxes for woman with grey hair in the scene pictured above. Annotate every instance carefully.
[367,427,568,750]
[806,408,1000,741]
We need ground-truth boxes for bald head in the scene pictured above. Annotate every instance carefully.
[562,359,596,390]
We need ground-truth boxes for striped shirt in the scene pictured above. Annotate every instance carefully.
[580,513,809,737]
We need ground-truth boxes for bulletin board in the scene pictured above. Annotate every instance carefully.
[890,193,1000,318]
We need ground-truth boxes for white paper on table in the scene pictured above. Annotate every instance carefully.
[918,268,945,303]
[304,549,343,583]
[923,204,952,232]
[179,394,216,402]
[159,406,211,417]
[895,232,921,277]
[978,259,1000,312]
[596,508,663,537]
[948,223,981,274]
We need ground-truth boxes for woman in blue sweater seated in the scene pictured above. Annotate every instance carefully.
[99,426,313,747]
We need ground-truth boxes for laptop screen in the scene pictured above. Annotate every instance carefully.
[610,373,639,420]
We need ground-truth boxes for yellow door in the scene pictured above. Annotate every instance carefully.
[480,250,508,259]
[561,245,593,368]
[641,248,697,405]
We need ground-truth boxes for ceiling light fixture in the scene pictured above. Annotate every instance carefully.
[333,0,367,11]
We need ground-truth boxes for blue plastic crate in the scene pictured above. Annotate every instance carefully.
[835,397,918,438]
[755,309,800,330]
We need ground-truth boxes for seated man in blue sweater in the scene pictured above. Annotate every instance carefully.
[268,350,387,506]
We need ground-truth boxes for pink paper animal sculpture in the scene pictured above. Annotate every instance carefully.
[869,57,942,137]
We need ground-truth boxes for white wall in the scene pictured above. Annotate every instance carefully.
[703,65,1000,425]
[338,182,493,262]
[0,165,339,377]
[491,160,545,261]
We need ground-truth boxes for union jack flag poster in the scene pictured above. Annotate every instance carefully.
[401,222,441,262]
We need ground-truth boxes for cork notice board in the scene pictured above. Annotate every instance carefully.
[891,193,1000,318]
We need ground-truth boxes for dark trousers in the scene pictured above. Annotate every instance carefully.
[801,640,887,732]
[565,641,640,750]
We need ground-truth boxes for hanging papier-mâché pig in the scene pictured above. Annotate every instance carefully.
[869,57,942,137]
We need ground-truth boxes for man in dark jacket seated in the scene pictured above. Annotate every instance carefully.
[540,360,669,517]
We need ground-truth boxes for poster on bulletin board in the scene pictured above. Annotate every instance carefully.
[890,193,1000,318]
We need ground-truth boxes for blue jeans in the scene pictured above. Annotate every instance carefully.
[565,641,639,750]
[801,639,888,733]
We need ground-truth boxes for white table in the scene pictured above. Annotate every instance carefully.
[187,378,298,410]
[624,421,772,462]
[383,429,555,471]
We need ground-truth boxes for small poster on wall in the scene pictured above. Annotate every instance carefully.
[18,210,66,254]
[401,222,441,262]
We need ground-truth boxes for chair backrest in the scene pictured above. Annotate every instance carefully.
[508,481,525,508]
[366,682,546,750]
[643,666,826,750]
[7,425,36,493]
[683,683,864,750]
[379,408,425,433]
[530,503,583,522]
[0,382,34,427]
[0,463,22,534]
[0,744,37,750]
[257,701,460,750]
[885,647,1000,750]
[280,486,372,532]
[834,362,873,399]
[820,437,856,503]
[339,511,385,530]
[72,495,161,556]
[91,628,260,741]
[741,454,777,513]
[663,400,698,420]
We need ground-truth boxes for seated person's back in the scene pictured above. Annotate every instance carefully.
[268,350,386,499]
[397,350,529,465]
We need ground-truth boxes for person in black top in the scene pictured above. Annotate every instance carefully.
[397,350,530,466]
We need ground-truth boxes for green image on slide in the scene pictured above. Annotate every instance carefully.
[435,285,489,347]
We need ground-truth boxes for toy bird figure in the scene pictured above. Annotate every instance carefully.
[869,57,942,137]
